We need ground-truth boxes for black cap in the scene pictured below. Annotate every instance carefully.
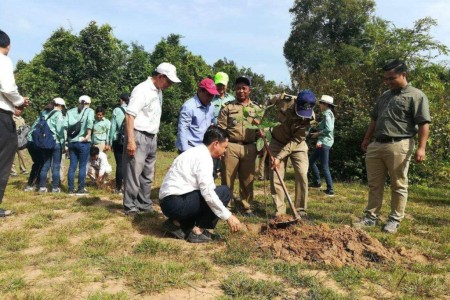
[234,76,251,87]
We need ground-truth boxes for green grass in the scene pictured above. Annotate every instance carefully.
[0,151,448,298]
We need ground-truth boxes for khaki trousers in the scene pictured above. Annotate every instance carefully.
[11,148,28,174]
[270,139,309,215]
[94,142,106,152]
[221,142,257,211]
[365,138,414,221]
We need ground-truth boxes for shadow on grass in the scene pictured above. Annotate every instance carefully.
[131,211,167,238]
[410,196,449,207]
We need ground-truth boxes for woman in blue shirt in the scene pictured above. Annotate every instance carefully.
[65,95,95,195]
[309,95,336,196]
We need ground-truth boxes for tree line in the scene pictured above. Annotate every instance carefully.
[14,0,449,185]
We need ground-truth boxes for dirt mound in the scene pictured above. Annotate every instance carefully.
[258,223,400,267]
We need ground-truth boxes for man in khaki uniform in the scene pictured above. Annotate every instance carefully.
[11,108,28,176]
[269,91,316,216]
[217,76,260,216]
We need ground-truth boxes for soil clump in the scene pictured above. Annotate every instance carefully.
[258,223,400,267]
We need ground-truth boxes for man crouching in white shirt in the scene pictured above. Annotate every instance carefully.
[87,146,112,188]
[159,125,241,243]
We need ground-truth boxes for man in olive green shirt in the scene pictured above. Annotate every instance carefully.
[357,60,431,233]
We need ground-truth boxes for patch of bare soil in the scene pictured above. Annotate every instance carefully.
[258,223,400,267]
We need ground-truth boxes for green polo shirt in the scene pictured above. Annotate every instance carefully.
[109,104,127,144]
[211,93,235,124]
[371,84,431,138]
[65,107,95,143]
[92,118,111,145]
[317,109,334,147]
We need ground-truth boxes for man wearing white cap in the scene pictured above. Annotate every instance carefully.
[123,62,181,215]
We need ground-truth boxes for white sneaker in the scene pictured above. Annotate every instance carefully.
[24,186,34,192]
[38,187,47,193]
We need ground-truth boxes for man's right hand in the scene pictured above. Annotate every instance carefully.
[127,141,136,157]
[227,215,241,232]
[361,138,370,152]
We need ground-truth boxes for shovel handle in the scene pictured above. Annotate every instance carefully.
[259,130,300,220]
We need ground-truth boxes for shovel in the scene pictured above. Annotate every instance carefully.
[259,130,300,228]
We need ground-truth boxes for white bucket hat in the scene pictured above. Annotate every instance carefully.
[155,62,181,83]
[319,95,336,106]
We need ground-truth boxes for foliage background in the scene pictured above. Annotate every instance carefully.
[14,0,449,185]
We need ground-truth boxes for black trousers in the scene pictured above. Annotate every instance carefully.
[27,141,45,187]
[112,140,124,190]
[0,110,18,203]
[160,185,231,229]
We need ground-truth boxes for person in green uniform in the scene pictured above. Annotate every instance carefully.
[355,60,431,233]
[309,95,336,196]
[38,98,66,193]
[92,106,111,152]
[109,93,129,193]
[65,95,95,195]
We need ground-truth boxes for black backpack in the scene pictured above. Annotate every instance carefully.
[32,111,58,149]
[67,108,87,139]
[117,107,127,145]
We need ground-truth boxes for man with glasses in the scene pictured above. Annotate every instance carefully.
[356,59,431,233]
[123,62,181,216]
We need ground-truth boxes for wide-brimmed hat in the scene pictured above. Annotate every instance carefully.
[296,90,316,119]
[319,95,336,106]
[53,97,66,106]
[199,78,219,95]
[156,62,181,83]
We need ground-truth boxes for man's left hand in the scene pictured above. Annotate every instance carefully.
[415,147,426,163]
[271,158,281,170]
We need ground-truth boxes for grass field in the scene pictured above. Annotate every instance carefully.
[0,150,449,299]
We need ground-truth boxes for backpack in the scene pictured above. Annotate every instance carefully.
[117,107,127,145]
[17,124,30,150]
[32,111,58,150]
[67,108,87,139]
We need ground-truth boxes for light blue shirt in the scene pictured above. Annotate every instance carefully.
[176,95,214,152]
[318,109,335,147]
[211,93,235,124]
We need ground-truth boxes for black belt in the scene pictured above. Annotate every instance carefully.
[0,108,13,115]
[375,136,411,143]
[230,141,253,145]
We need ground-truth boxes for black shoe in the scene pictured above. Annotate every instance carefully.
[202,230,222,241]
[309,183,321,188]
[76,188,89,196]
[186,231,211,243]
[323,190,334,197]
[0,208,13,218]
[162,219,186,239]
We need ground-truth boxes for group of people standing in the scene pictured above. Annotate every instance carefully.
[1,29,431,240]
